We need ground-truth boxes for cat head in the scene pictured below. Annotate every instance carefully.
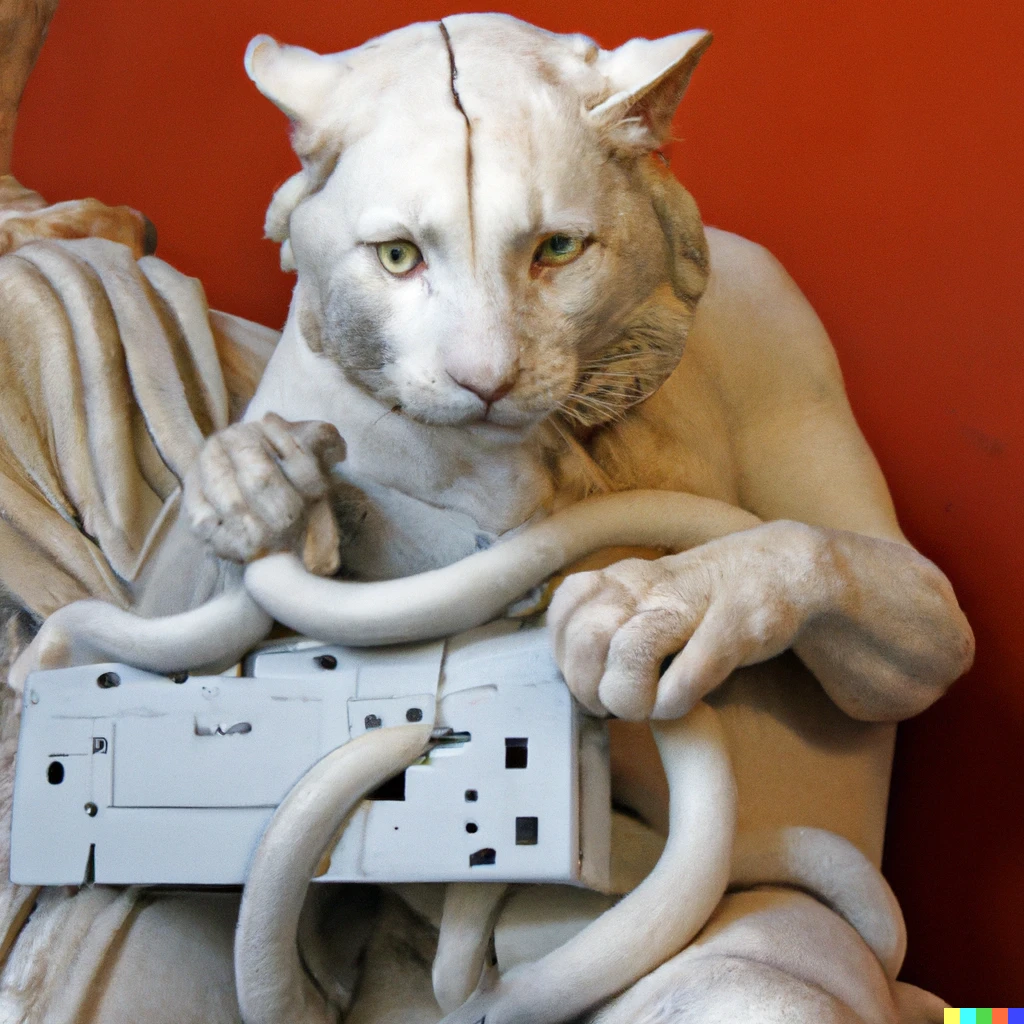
[246,14,711,435]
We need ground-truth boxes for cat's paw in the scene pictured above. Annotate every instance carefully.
[184,413,346,565]
[548,523,831,719]
[0,175,156,257]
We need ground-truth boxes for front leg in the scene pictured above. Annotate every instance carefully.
[549,521,973,722]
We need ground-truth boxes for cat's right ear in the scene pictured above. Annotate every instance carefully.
[245,35,339,129]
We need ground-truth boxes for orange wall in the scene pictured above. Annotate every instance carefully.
[14,0,1023,1005]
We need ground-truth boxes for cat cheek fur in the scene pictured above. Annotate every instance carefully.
[562,288,695,429]
[319,288,397,400]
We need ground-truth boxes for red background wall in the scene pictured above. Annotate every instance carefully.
[13,0,1022,1005]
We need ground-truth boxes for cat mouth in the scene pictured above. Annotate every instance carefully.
[386,402,526,433]
[387,388,551,432]
[477,402,549,431]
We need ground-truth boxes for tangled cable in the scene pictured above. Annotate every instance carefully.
[10,490,906,1023]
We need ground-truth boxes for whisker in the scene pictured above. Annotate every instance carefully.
[571,390,623,405]
[565,391,620,408]
[571,390,634,410]
[576,349,661,364]
[578,371,662,381]
[561,398,624,420]
[369,405,399,429]
[576,355,637,368]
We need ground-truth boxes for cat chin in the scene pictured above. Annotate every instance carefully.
[462,419,535,443]
[392,399,547,435]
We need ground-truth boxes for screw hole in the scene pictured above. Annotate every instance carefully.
[406,707,423,722]
[316,654,338,670]
[84,802,98,817]
[47,761,64,785]
[96,672,120,689]
[466,822,478,834]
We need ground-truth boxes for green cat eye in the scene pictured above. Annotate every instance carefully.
[377,241,423,275]
[533,234,586,268]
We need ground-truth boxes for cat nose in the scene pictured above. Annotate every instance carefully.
[448,371,518,404]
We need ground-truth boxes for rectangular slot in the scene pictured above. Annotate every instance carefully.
[367,770,406,801]
[504,737,528,769]
[515,816,538,846]
[469,847,497,867]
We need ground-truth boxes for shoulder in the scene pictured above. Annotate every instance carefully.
[687,228,848,411]
[700,228,833,360]
[704,227,786,285]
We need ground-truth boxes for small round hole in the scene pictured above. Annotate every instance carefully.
[84,802,98,817]
[96,671,120,689]
[47,761,64,785]
[465,822,478,834]
[316,654,338,670]
[406,707,423,723]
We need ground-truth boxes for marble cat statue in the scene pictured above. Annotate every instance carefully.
[3,12,973,1024]
[198,14,971,1022]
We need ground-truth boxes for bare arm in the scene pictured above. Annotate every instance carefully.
[550,231,973,723]
[709,231,973,719]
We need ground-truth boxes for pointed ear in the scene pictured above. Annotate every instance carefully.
[590,29,712,152]
[244,35,340,126]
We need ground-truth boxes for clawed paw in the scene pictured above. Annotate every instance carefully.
[549,525,825,720]
[184,413,346,566]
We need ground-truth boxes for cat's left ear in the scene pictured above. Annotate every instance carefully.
[590,29,712,152]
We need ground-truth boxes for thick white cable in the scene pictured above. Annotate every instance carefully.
[730,826,907,980]
[245,490,759,646]
[9,588,272,691]
[234,723,433,1024]
[433,883,509,1014]
[14,490,758,679]
[437,701,736,1024]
